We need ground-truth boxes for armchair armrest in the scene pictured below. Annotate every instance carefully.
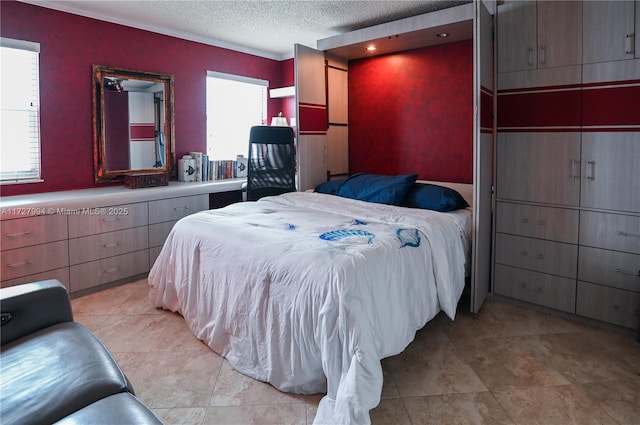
[0,279,74,346]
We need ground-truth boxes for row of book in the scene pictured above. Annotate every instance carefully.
[188,152,248,182]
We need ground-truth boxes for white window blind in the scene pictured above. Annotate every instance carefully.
[0,37,42,183]
[206,71,267,160]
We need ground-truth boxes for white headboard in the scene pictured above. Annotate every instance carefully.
[417,180,474,209]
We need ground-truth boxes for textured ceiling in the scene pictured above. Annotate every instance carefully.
[24,0,471,59]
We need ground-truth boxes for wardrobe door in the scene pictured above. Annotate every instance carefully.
[295,44,328,192]
[496,132,581,206]
[580,132,640,214]
[583,1,635,64]
[497,0,536,73]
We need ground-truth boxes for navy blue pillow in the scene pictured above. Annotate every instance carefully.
[315,179,346,195]
[336,173,418,205]
[402,183,469,212]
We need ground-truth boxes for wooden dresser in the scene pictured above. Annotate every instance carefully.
[1,180,243,295]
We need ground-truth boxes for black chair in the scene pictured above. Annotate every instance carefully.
[245,125,296,201]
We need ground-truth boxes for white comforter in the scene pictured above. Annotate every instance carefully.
[148,192,469,424]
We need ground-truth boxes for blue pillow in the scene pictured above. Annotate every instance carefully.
[315,179,346,195]
[402,183,469,212]
[336,173,418,205]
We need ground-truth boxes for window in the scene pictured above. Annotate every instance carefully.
[0,38,41,183]
[206,71,267,160]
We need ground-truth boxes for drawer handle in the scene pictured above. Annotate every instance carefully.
[103,242,121,249]
[520,251,544,259]
[520,282,542,292]
[173,206,190,211]
[617,230,640,239]
[102,217,120,223]
[103,266,121,274]
[7,260,31,268]
[612,305,639,316]
[5,230,31,238]
[521,218,545,226]
[615,268,640,278]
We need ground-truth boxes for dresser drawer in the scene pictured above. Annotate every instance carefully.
[69,226,149,265]
[148,195,208,224]
[69,249,149,292]
[578,246,640,292]
[1,215,68,250]
[1,268,70,290]
[149,220,176,248]
[494,264,576,313]
[495,233,578,278]
[580,211,640,254]
[496,202,579,243]
[68,202,148,238]
[576,281,640,329]
[1,240,69,281]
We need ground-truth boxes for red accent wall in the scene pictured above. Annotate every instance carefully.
[0,1,290,196]
[348,40,474,183]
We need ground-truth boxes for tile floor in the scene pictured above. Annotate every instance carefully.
[71,279,640,425]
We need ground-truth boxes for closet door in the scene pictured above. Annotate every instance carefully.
[496,132,581,207]
[536,1,582,69]
[583,1,636,64]
[497,0,536,73]
[295,44,328,191]
[471,0,494,313]
[581,132,640,214]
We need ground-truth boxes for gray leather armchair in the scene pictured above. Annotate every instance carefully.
[0,279,163,425]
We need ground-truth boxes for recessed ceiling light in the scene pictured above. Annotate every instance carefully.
[366,45,376,51]
[436,32,449,38]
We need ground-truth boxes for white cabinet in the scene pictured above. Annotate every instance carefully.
[498,0,582,73]
[495,1,639,330]
[583,1,637,64]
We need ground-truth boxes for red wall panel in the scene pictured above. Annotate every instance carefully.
[1,1,288,196]
[348,40,474,184]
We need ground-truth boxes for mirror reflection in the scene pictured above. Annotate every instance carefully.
[93,65,175,182]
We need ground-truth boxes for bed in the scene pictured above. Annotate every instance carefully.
[148,175,472,424]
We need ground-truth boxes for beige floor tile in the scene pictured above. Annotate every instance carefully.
[68,280,640,425]
[532,332,637,384]
[453,335,571,391]
[70,279,145,315]
[201,404,306,425]
[130,346,224,409]
[370,397,411,425]
[402,392,514,425]
[92,310,202,352]
[152,407,207,425]
[383,340,487,397]
[578,375,640,425]
[493,385,618,425]
[209,361,307,407]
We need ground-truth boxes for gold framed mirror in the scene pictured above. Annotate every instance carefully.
[92,64,175,182]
